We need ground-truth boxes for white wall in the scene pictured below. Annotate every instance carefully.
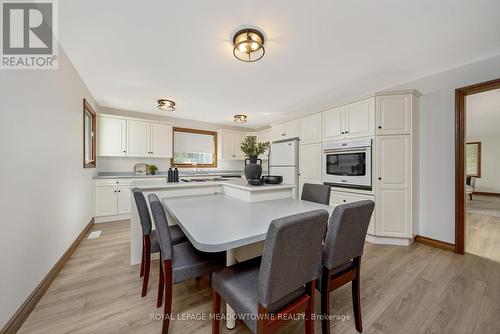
[96,107,253,173]
[386,54,500,243]
[466,134,500,193]
[0,48,98,328]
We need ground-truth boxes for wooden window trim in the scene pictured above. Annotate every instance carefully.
[171,127,218,168]
[83,99,96,168]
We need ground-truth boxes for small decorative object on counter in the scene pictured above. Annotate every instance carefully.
[134,163,149,175]
[168,168,173,182]
[173,168,179,182]
[149,164,158,175]
[240,136,270,185]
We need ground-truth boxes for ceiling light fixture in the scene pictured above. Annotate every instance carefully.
[157,99,175,111]
[234,114,248,124]
[233,28,265,62]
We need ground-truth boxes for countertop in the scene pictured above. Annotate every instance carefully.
[130,178,296,192]
[93,170,244,179]
[162,193,333,252]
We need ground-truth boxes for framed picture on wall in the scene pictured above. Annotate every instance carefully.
[466,142,481,177]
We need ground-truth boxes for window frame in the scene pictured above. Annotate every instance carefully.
[465,141,481,178]
[171,127,218,168]
[83,98,96,168]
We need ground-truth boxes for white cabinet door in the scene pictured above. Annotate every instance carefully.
[322,106,345,142]
[376,135,411,238]
[376,136,410,189]
[127,120,150,157]
[376,189,409,237]
[220,131,235,160]
[98,116,127,156]
[256,129,272,159]
[376,94,412,135]
[150,123,172,158]
[299,113,322,144]
[272,120,299,141]
[233,132,246,160]
[345,97,375,139]
[299,143,321,180]
[117,186,131,214]
[95,187,118,217]
[329,190,376,234]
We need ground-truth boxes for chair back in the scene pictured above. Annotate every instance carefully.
[467,176,476,188]
[148,194,173,261]
[258,209,328,310]
[323,200,375,271]
[301,183,331,205]
[132,188,153,236]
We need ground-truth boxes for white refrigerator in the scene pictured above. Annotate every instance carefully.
[269,139,299,197]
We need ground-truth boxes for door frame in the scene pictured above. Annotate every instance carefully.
[455,78,500,254]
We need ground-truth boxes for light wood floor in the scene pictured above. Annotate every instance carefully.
[19,221,500,334]
[466,196,500,262]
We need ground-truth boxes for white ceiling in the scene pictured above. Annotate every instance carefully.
[467,88,500,138]
[60,0,500,129]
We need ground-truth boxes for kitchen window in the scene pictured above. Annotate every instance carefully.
[172,127,217,168]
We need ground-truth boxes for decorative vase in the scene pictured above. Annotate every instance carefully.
[244,155,263,181]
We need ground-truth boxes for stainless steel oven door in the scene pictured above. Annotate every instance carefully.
[323,146,372,190]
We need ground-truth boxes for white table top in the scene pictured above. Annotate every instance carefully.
[162,193,333,252]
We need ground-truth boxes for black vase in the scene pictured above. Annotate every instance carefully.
[244,155,263,181]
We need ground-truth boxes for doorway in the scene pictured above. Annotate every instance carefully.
[455,78,500,256]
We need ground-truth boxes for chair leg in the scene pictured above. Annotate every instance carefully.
[470,194,473,201]
[352,258,362,333]
[305,281,315,334]
[140,242,145,277]
[162,260,173,334]
[212,289,221,334]
[320,269,331,334]
[157,257,164,308]
[141,236,151,297]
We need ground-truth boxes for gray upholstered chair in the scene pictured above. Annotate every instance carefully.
[301,183,331,205]
[317,200,375,334]
[132,188,187,297]
[212,209,329,334]
[148,194,226,334]
[466,176,476,200]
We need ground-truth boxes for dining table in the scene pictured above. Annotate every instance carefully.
[162,193,333,329]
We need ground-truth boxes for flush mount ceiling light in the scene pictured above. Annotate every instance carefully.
[234,114,248,124]
[157,99,175,111]
[233,28,265,62]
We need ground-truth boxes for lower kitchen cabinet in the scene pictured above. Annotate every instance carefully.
[330,190,376,235]
[95,186,118,217]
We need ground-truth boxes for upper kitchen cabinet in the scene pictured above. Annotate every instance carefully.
[376,93,412,135]
[345,97,375,139]
[98,115,173,158]
[322,106,345,142]
[271,120,299,142]
[298,113,322,145]
[219,130,246,160]
[98,116,127,156]
[322,97,375,142]
[255,129,272,159]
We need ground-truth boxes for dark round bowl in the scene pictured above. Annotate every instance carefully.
[262,175,283,184]
[247,178,264,186]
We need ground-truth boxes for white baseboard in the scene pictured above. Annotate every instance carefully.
[94,214,130,223]
[366,234,413,246]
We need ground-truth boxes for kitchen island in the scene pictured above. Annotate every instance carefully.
[129,179,297,265]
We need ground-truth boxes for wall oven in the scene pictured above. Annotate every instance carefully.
[322,139,372,190]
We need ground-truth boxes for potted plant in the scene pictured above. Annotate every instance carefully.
[240,136,270,181]
[149,164,158,175]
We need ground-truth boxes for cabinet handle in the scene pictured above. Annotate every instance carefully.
[114,190,117,193]
[345,131,349,134]
[123,150,126,153]
[378,126,382,129]
[118,190,121,192]
[378,177,382,180]
[341,131,345,134]
[343,200,346,203]
[116,181,119,184]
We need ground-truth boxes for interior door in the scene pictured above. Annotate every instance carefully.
[98,116,126,156]
[150,123,172,158]
[127,120,150,157]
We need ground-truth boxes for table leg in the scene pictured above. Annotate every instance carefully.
[225,249,236,330]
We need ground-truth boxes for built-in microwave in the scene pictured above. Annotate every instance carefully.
[322,139,372,190]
